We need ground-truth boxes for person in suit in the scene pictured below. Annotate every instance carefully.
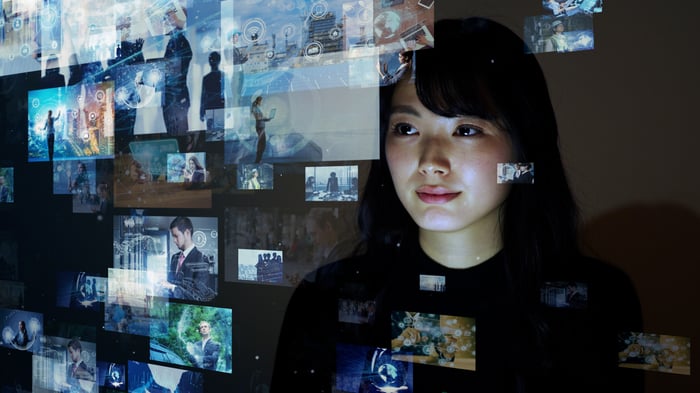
[64,338,95,392]
[10,320,29,348]
[200,51,225,130]
[163,216,210,300]
[162,5,192,136]
[189,320,221,370]
[514,162,535,184]
[326,171,339,194]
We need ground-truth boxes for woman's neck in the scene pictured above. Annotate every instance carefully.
[418,220,502,269]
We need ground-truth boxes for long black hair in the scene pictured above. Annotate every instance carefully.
[359,16,580,317]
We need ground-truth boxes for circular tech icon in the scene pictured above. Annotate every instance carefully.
[303,41,323,60]
[192,231,207,248]
[310,1,329,19]
[243,18,266,44]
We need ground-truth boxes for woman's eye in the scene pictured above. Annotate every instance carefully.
[454,125,482,137]
[392,123,418,135]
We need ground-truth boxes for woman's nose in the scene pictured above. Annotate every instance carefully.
[418,136,450,176]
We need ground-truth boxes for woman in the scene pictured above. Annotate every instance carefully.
[271,17,642,393]
[185,156,205,184]
[251,95,272,163]
[244,168,261,190]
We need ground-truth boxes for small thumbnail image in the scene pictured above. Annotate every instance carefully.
[128,360,203,393]
[338,298,376,325]
[237,163,274,190]
[0,167,14,203]
[523,14,595,54]
[149,303,232,373]
[497,162,534,184]
[32,334,97,393]
[542,0,603,16]
[305,164,359,201]
[335,343,413,393]
[618,331,691,375]
[55,271,106,311]
[167,152,207,186]
[540,280,587,309]
[237,249,284,284]
[0,308,42,352]
[97,361,126,391]
[391,311,476,371]
[419,274,446,292]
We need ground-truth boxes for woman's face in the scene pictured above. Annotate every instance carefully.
[385,78,513,236]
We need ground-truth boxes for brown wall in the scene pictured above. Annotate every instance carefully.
[438,1,699,391]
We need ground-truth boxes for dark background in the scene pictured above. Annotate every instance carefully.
[0,0,698,392]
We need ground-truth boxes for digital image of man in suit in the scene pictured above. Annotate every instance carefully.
[188,320,220,371]
[163,216,211,300]
[64,337,95,393]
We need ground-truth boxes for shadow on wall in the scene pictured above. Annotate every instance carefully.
[580,203,699,393]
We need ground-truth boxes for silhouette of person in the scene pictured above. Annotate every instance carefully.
[44,109,61,161]
[200,51,225,130]
[251,95,272,163]
[109,15,145,151]
[326,172,339,194]
[40,56,66,89]
[162,5,192,136]
[226,31,248,106]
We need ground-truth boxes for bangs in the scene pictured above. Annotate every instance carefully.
[411,48,508,128]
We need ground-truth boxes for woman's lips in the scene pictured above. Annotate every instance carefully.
[415,186,460,204]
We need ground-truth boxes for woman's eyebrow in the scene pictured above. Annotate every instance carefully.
[390,104,420,117]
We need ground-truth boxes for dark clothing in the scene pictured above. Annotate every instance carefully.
[190,339,221,370]
[40,69,66,89]
[271,240,643,393]
[66,360,95,393]
[163,29,192,135]
[11,330,29,347]
[200,69,225,124]
[326,176,339,193]
[168,247,212,301]
[515,170,534,184]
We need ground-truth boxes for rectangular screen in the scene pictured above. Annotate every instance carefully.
[224,206,360,287]
[0,308,43,353]
[128,360,203,393]
[390,311,476,371]
[304,164,359,201]
[113,139,212,208]
[112,214,219,302]
[149,303,232,374]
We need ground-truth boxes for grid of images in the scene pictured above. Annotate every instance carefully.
[0,0,692,392]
